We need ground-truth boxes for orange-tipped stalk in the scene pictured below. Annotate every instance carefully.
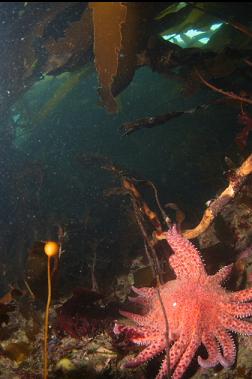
[43,241,59,379]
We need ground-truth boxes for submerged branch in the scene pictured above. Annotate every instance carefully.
[122,178,163,232]
[132,199,163,285]
[183,154,252,239]
[155,154,252,240]
[196,69,252,105]
[144,180,172,227]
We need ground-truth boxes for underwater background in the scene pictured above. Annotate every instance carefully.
[0,2,252,379]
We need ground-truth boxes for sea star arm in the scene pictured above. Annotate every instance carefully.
[114,322,153,345]
[165,226,206,279]
[124,339,165,368]
[172,333,200,379]
[156,335,187,379]
[198,332,220,368]
[210,264,233,284]
[128,295,151,306]
[215,328,236,368]
[229,287,252,302]
[119,310,149,326]
[131,286,155,297]
[221,313,252,334]
[127,286,156,307]
[223,301,252,317]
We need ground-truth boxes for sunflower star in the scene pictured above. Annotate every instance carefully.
[114,226,252,379]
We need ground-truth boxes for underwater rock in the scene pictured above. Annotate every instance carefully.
[3,341,32,364]
[56,287,115,339]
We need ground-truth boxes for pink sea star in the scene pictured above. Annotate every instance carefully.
[114,226,252,379]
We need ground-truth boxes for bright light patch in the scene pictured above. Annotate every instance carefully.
[162,34,176,41]
[185,29,204,38]
[174,34,184,43]
[161,22,221,47]
[198,37,210,44]
[210,22,223,31]
[161,33,185,45]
